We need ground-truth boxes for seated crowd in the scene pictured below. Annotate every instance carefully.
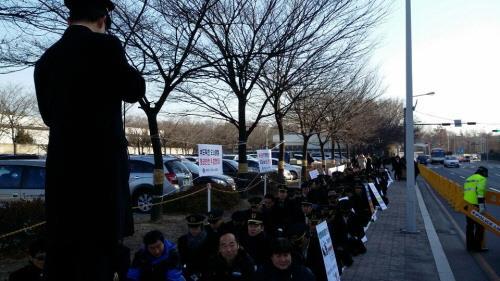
[11,168,391,281]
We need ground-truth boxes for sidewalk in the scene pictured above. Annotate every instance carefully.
[341,180,441,281]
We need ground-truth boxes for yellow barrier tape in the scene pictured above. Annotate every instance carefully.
[0,221,46,240]
[132,186,208,209]
[1,172,267,240]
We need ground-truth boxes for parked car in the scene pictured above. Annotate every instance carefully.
[271,158,301,180]
[181,160,236,190]
[222,154,239,160]
[0,154,41,160]
[0,159,46,202]
[222,159,262,189]
[129,155,193,212]
[443,156,460,168]
[247,159,293,181]
[0,156,192,213]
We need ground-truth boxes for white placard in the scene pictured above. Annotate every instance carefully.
[361,235,368,243]
[198,144,223,176]
[368,183,388,210]
[316,221,341,281]
[327,165,346,176]
[385,169,394,186]
[309,169,319,179]
[257,149,273,173]
[363,184,376,220]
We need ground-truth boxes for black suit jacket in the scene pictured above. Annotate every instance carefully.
[34,25,145,244]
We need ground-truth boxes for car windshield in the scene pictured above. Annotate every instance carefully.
[182,161,200,174]
[165,160,190,174]
[446,156,457,160]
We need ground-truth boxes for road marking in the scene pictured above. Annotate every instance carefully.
[416,183,456,281]
[420,181,500,281]
[490,188,500,193]
[495,174,500,177]
[459,176,465,179]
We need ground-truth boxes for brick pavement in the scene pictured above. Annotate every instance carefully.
[341,180,440,281]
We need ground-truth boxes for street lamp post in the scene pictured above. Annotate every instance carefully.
[403,0,418,233]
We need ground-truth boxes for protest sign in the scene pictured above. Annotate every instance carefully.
[198,144,223,176]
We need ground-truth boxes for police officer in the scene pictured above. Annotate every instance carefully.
[205,209,226,255]
[127,230,184,281]
[177,214,210,280]
[463,166,488,252]
[239,213,270,266]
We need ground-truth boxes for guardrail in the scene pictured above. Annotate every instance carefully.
[418,164,499,236]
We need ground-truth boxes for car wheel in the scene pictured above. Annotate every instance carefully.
[133,189,153,213]
[290,171,298,180]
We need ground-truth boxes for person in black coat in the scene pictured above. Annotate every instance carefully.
[255,238,315,281]
[177,214,211,280]
[33,1,145,280]
[239,213,270,266]
[204,232,256,281]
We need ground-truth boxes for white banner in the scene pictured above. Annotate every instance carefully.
[257,149,273,173]
[198,144,223,176]
[316,221,341,281]
[327,165,346,176]
[309,169,319,179]
[385,168,394,186]
[368,183,388,210]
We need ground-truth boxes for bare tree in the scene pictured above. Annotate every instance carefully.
[0,84,38,154]
[170,0,386,174]
[256,0,387,180]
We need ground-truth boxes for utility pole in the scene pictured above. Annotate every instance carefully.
[403,0,417,233]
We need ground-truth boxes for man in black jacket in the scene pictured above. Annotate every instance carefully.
[204,232,256,281]
[255,238,315,281]
[34,0,145,280]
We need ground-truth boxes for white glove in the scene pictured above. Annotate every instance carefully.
[478,203,486,213]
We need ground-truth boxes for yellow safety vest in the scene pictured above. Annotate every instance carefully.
[463,174,486,205]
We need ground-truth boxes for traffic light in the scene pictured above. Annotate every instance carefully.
[441,123,451,126]
[466,122,476,125]
[493,130,500,133]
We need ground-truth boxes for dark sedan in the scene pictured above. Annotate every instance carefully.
[181,160,236,190]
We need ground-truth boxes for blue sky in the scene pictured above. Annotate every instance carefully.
[371,0,500,133]
[1,0,499,133]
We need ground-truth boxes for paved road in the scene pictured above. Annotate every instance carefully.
[422,161,500,279]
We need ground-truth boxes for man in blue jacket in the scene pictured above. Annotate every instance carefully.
[127,230,185,281]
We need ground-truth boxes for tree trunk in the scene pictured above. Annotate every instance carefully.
[277,114,286,184]
[238,98,248,174]
[331,138,335,161]
[11,128,16,155]
[146,111,164,222]
[337,140,342,163]
[319,141,326,171]
[301,135,311,180]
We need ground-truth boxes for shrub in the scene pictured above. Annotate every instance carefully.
[0,200,46,256]
[162,186,241,213]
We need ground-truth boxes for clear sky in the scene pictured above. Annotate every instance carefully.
[1,0,499,134]
[371,0,500,134]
